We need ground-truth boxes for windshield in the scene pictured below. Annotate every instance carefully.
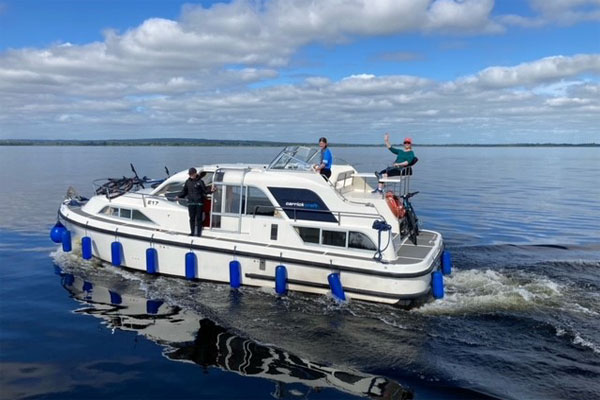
[268,146,320,170]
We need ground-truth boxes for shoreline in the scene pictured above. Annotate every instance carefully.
[1,140,598,147]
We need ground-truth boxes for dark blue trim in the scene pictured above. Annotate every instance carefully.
[268,187,337,223]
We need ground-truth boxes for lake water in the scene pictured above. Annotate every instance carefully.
[1,146,599,399]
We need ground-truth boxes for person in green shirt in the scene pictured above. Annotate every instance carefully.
[372,133,416,193]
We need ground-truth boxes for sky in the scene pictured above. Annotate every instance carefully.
[0,0,599,144]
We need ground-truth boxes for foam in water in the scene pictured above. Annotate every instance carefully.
[561,303,600,316]
[572,334,600,354]
[556,327,600,354]
[414,268,566,315]
[377,316,410,330]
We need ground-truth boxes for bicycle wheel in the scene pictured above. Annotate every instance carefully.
[405,201,419,245]
[106,178,133,199]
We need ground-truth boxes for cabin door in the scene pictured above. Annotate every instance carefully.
[210,168,248,232]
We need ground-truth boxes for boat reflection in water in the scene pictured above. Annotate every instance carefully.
[56,266,413,400]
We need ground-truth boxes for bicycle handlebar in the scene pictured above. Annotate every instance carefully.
[400,191,419,199]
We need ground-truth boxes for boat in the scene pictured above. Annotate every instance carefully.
[51,146,450,306]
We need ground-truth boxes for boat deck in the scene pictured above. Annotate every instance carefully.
[393,231,440,265]
[336,172,408,201]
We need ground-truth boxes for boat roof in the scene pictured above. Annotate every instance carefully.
[152,162,355,192]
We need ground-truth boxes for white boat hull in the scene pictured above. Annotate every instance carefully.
[59,204,443,306]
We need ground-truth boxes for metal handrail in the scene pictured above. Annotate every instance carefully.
[251,205,385,225]
[89,186,189,208]
[360,165,414,198]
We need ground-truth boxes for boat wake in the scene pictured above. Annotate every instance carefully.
[415,268,564,315]
[49,240,600,399]
[51,241,600,325]
[556,326,600,354]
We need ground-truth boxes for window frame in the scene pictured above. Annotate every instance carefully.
[245,186,275,216]
[348,231,377,251]
[98,206,155,225]
[294,226,320,244]
[293,225,376,252]
[154,181,185,198]
[321,229,348,248]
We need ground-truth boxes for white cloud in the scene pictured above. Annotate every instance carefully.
[1,1,501,78]
[499,0,600,27]
[0,1,599,143]
[426,0,502,33]
[3,53,598,143]
[545,97,591,106]
[0,1,501,102]
[459,54,600,88]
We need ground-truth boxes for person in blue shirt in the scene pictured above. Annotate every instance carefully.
[314,137,333,180]
[372,133,416,193]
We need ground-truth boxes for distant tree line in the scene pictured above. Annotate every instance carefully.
[0,139,597,147]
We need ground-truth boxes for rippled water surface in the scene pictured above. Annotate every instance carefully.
[1,146,599,399]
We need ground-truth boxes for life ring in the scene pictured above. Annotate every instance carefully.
[385,191,405,218]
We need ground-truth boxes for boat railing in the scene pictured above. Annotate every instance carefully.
[92,176,167,201]
[250,205,385,226]
[376,166,413,197]
[90,185,186,208]
[339,165,413,198]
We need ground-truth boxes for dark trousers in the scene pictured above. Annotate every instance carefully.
[379,166,412,177]
[320,168,331,180]
[188,204,203,236]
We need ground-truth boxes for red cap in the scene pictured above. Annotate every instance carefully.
[403,137,412,144]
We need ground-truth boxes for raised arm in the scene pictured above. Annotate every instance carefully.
[384,132,391,149]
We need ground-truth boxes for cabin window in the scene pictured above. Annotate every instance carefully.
[210,185,223,228]
[200,172,214,185]
[212,185,244,214]
[321,230,347,247]
[212,186,223,213]
[132,209,153,223]
[294,225,376,252]
[224,186,243,214]
[348,232,376,251]
[210,184,246,229]
[246,187,275,216]
[155,181,184,200]
[214,171,225,183]
[99,206,119,216]
[270,224,278,240]
[98,206,154,224]
[295,227,320,244]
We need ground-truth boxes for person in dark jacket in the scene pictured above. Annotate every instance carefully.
[177,168,208,236]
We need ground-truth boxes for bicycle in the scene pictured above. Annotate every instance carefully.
[399,191,420,245]
[94,164,170,199]
[95,176,134,199]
